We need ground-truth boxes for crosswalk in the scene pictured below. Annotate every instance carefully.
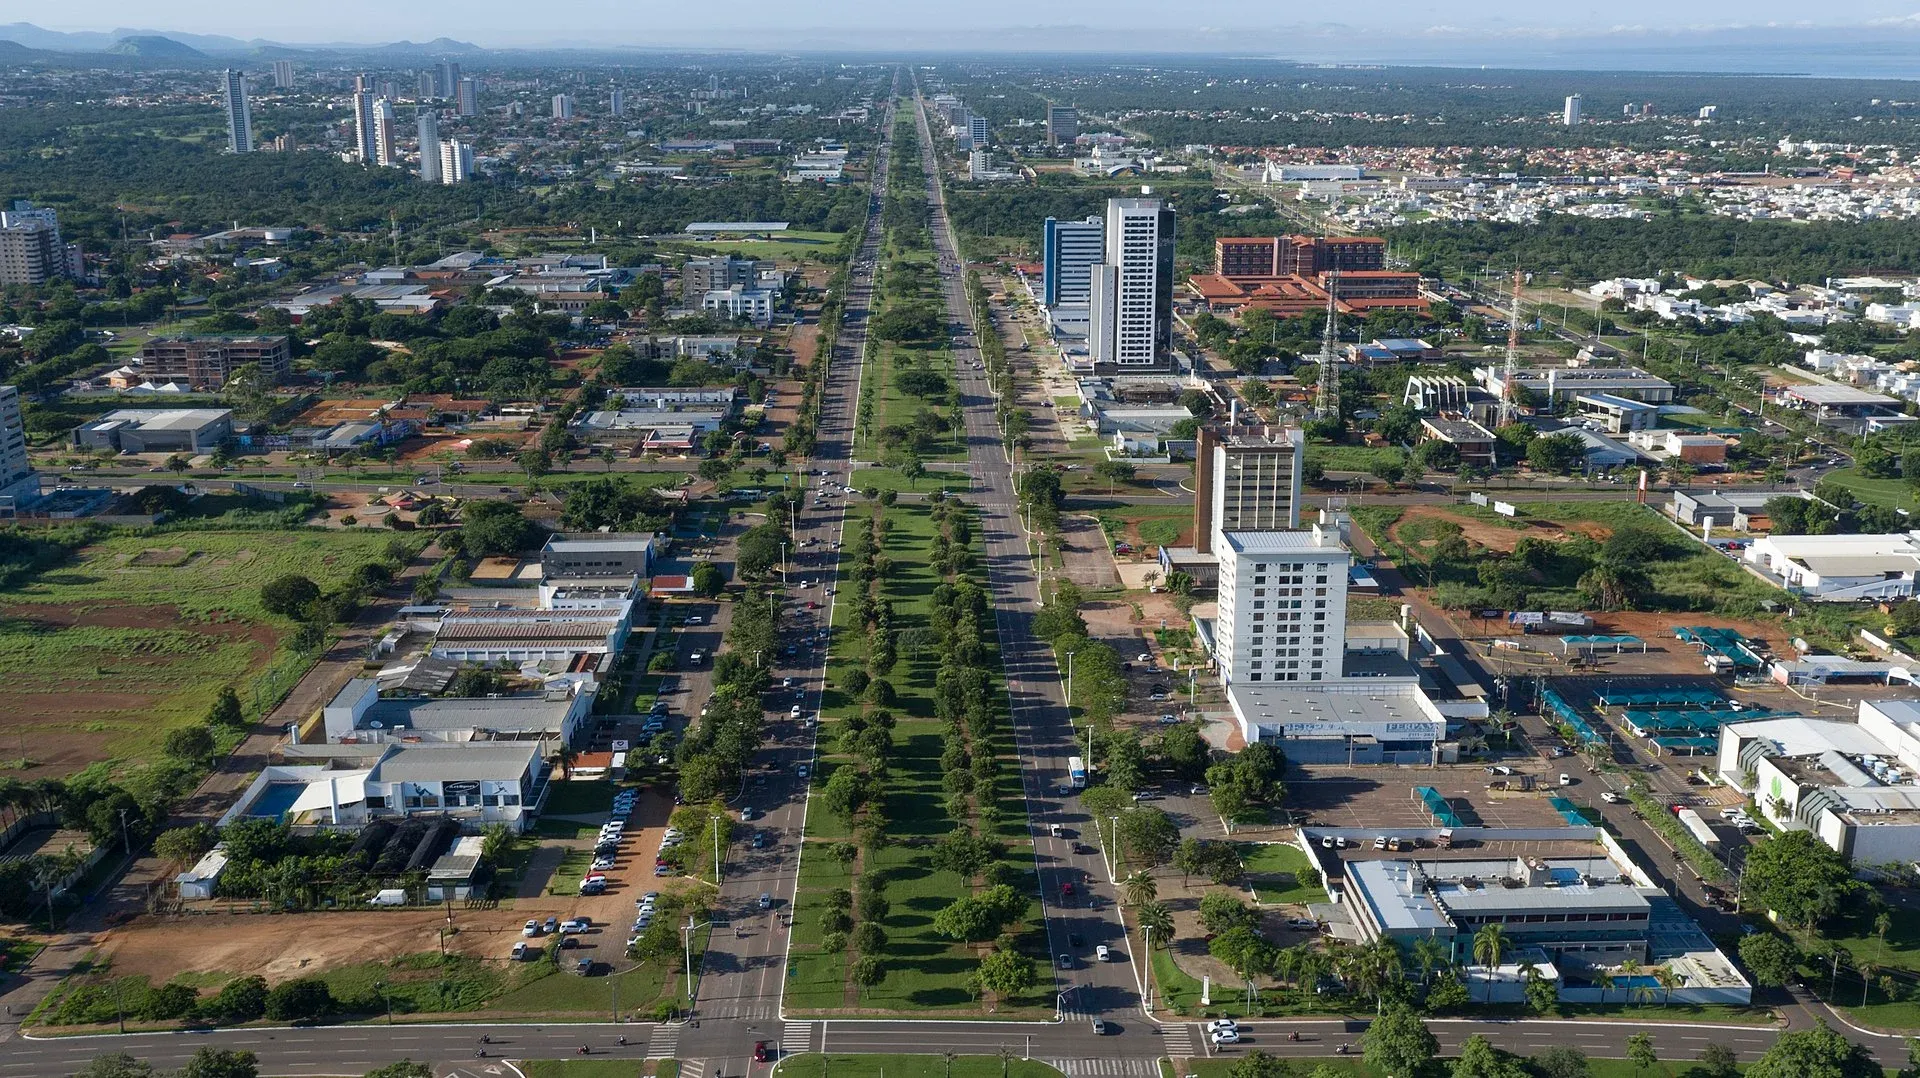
[781,1021,818,1055]
[678,1060,707,1078]
[1156,1022,1197,1058]
[1047,1060,1161,1078]
[701,1000,778,1020]
[645,1024,680,1061]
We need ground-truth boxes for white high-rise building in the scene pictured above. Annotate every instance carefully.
[1563,94,1583,126]
[272,60,294,89]
[0,384,39,507]
[968,114,989,148]
[372,98,398,166]
[417,111,442,183]
[1209,428,1306,538]
[1213,527,1350,687]
[610,86,625,117]
[455,78,477,116]
[439,139,473,185]
[223,69,253,153]
[439,61,462,99]
[351,90,378,163]
[1088,196,1174,371]
[552,94,574,120]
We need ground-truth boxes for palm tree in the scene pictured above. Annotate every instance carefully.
[1653,964,1681,1006]
[557,746,579,780]
[1596,967,1616,1002]
[1122,870,1157,908]
[1136,901,1174,947]
[1411,936,1448,986]
[1876,911,1893,963]
[1472,924,1509,1001]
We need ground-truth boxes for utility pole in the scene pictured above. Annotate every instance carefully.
[1315,277,1340,421]
[1501,268,1523,428]
[711,814,724,885]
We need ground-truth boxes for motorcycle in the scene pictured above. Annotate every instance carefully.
[1336,1045,1350,1056]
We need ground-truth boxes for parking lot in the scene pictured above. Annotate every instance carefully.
[1288,764,1593,832]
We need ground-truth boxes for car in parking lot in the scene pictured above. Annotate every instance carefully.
[543,916,560,934]
[1285,917,1318,931]
[1131,790,1162,801]
[740,806,756,820]
[522,919,540,937]
[1373,836,1388,850]
[1056,953,1073,969]
[1072,842,1093,855]
[511,941,530,960]
[592,857,617,871]
[560,917,591,934]
[1096,944,1110,961]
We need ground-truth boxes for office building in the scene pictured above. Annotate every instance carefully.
[1200,427,1307,545]
[1719,702,1920,864]
[1041,216,1103,307]
[610,86,625,118]
[351,90,378,163]
[417,111,442,184]
[1046,105,1078,147]
[136,335,292,391]
[272,60,294,89]
[1214,235,1387,278]
[439,140,473,185]
[1475,364,1675,407]
[0,385,37,505]
[1564,94,1583,126]
[968,114,989,148]
[1213,527,1351,687]
[455,77,477,117]
[371,99,398,167]
[552,94,574,120]
[417,70,436,99]
[1088,196,1175,372]
[541,534,654,579]
[223,69,253,153]
[438,60,461,99]
[681,255,774,302]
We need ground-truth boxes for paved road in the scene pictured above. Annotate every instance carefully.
[908,88,1144,1028]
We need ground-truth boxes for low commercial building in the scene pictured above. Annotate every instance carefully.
[1627,429,1728,464]
[431,608,632,663]
[1574,393,1660,434]
[540,533,653,579]
[1418,417,1497,468]
[1778,382,1905,420]
[700,286,776,324]
[1719,702,1920,863]
[1228,681,1446,764]
[1669,489,1781,531]
[1743,531,1920,601]
[322,677,598,746]
[74,408,234,454]
[1476,365,1675,407]
[222,741,548,830]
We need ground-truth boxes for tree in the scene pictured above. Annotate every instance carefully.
[1117,807,1179,865]
[1209,926,1276,978]
[364,1063,435,1078]
[1526,432,1586,474]
[850,955,886,999]
[974,947,1036,1007]
[207,686,245,728]
[1626,1032,1657,1075]
[1532,1046,1591,1078]
[1472,924,1509,1000]
[690,562,725,598]
[202,974,268,1024]
[1122,871,1158,908]
[1452,1034,1526,1078]
[1742,830,1859,929]
[178,1049,259,1078]
[73,1056,154,1078]
[1093,459,1137,495]
[1136,901,1174,947]
[1226,1052,1287,1078]
[516,447,552,479]
[163,724,216,765]
[258,574,320,618]
[1363,1003,1437,1077]
[460,501,537,556]
[1697,1043,1740,1078]
[1525,971,1558,1013]
[263,978,332,1023]
[154,823,217,865]
[1747,1020,1879,1078]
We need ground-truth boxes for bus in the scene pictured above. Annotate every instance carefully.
[1067,756,1087,788]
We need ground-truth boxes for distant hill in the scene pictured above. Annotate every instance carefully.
[106,35,209,60]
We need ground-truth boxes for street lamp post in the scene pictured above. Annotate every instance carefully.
[1143,924,1154,1010]
[711,815,724,886]
[682,915,715,1002]
[1105,814,1121,885]
[1064,650,1075,716]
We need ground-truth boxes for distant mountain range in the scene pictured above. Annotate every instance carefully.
[0,23,485,64]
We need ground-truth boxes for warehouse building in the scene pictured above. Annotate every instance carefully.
[74,409,234,454]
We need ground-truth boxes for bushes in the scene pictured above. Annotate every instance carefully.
[263,977,333,1023]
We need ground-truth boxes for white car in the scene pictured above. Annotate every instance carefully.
[1210,1029,1240,1046]
[592,857,617,871]
[1205,1019,1238,1035]
[1601,792,1623,804]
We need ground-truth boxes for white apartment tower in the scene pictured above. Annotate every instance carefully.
[372,98,399,166]
[0,385,39,506]
[439,60,461,99]
[1207,428,1307,538]
[439,140,473,185]
[455,78,477,117]
[552,94,574,120]
[351,90,378,163]
[417,110,442,183]
[1563,94,1583,126]
[1213,528,1351,687]
[272,60,294,89]
[223,70,253,153]
[610,86,625,118]
[1088,196,1174,372]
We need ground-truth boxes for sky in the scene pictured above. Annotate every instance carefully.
[26,1,1920,47]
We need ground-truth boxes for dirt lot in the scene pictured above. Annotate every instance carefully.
[1388,504,1611,556]
[1054,515,1121,588]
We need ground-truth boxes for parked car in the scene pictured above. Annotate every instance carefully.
[1096,945,1111,962]
[1057,954,1073,970]
[543,916,560,934]
[561,918,591,934]
[1285,917,1318,931]
[511,941,530,960]
[523,919,540,937]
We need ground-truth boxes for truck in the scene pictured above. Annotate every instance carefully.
[1674,806,1721,849]
[1067,756,1087,788]
[367,888,408,906]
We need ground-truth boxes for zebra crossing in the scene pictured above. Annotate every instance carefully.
[678,1059,707,1078]
[645,1024,680,1060]
[1156,1022,1198,1058]
[1047,1059,1161,1078]
[702,1000,779,1020]
[781,1021,818,1055]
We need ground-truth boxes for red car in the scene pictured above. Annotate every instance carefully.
[1061,881,1075,897]
[754,1042,771,1062]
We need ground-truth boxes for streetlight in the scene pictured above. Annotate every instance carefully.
[1064,650,1076,714]
[711,814,724,885]
[117,808,130,858]
[1105,814,1121,885]
[682,915,716,1001]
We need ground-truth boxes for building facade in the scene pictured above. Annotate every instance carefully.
[1213,527,1351,687]
[417,111,442,183]
[224,69,253,153]
[439,140,473,184]
[352,90,378,163]
[0,385,37,504]
[272,60,294,88]
[1208,428,1306,536]
[137,335,292,390]
[1089,197,1174,372]
[552,94,574,120]
[1041,215,1103,307]
[455,77,477,117]
[1046,105,1078,146]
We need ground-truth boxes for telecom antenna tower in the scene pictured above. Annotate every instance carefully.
[1315,274,1340,420]
[1499,269,1523,427]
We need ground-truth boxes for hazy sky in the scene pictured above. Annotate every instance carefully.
[27,0,1920,46]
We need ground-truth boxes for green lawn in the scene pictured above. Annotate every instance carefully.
[1177,1057,1764,1078]
[1239,843,1324,906]
[777,1057,1063,1078]
[850,468,975,494]
[544,779,618,817]
[1092,505,1192,551]
[1307,444,1407,472]
[1819,467,1920,512]
[668,229,850,262]
[519,1061,652,1078]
